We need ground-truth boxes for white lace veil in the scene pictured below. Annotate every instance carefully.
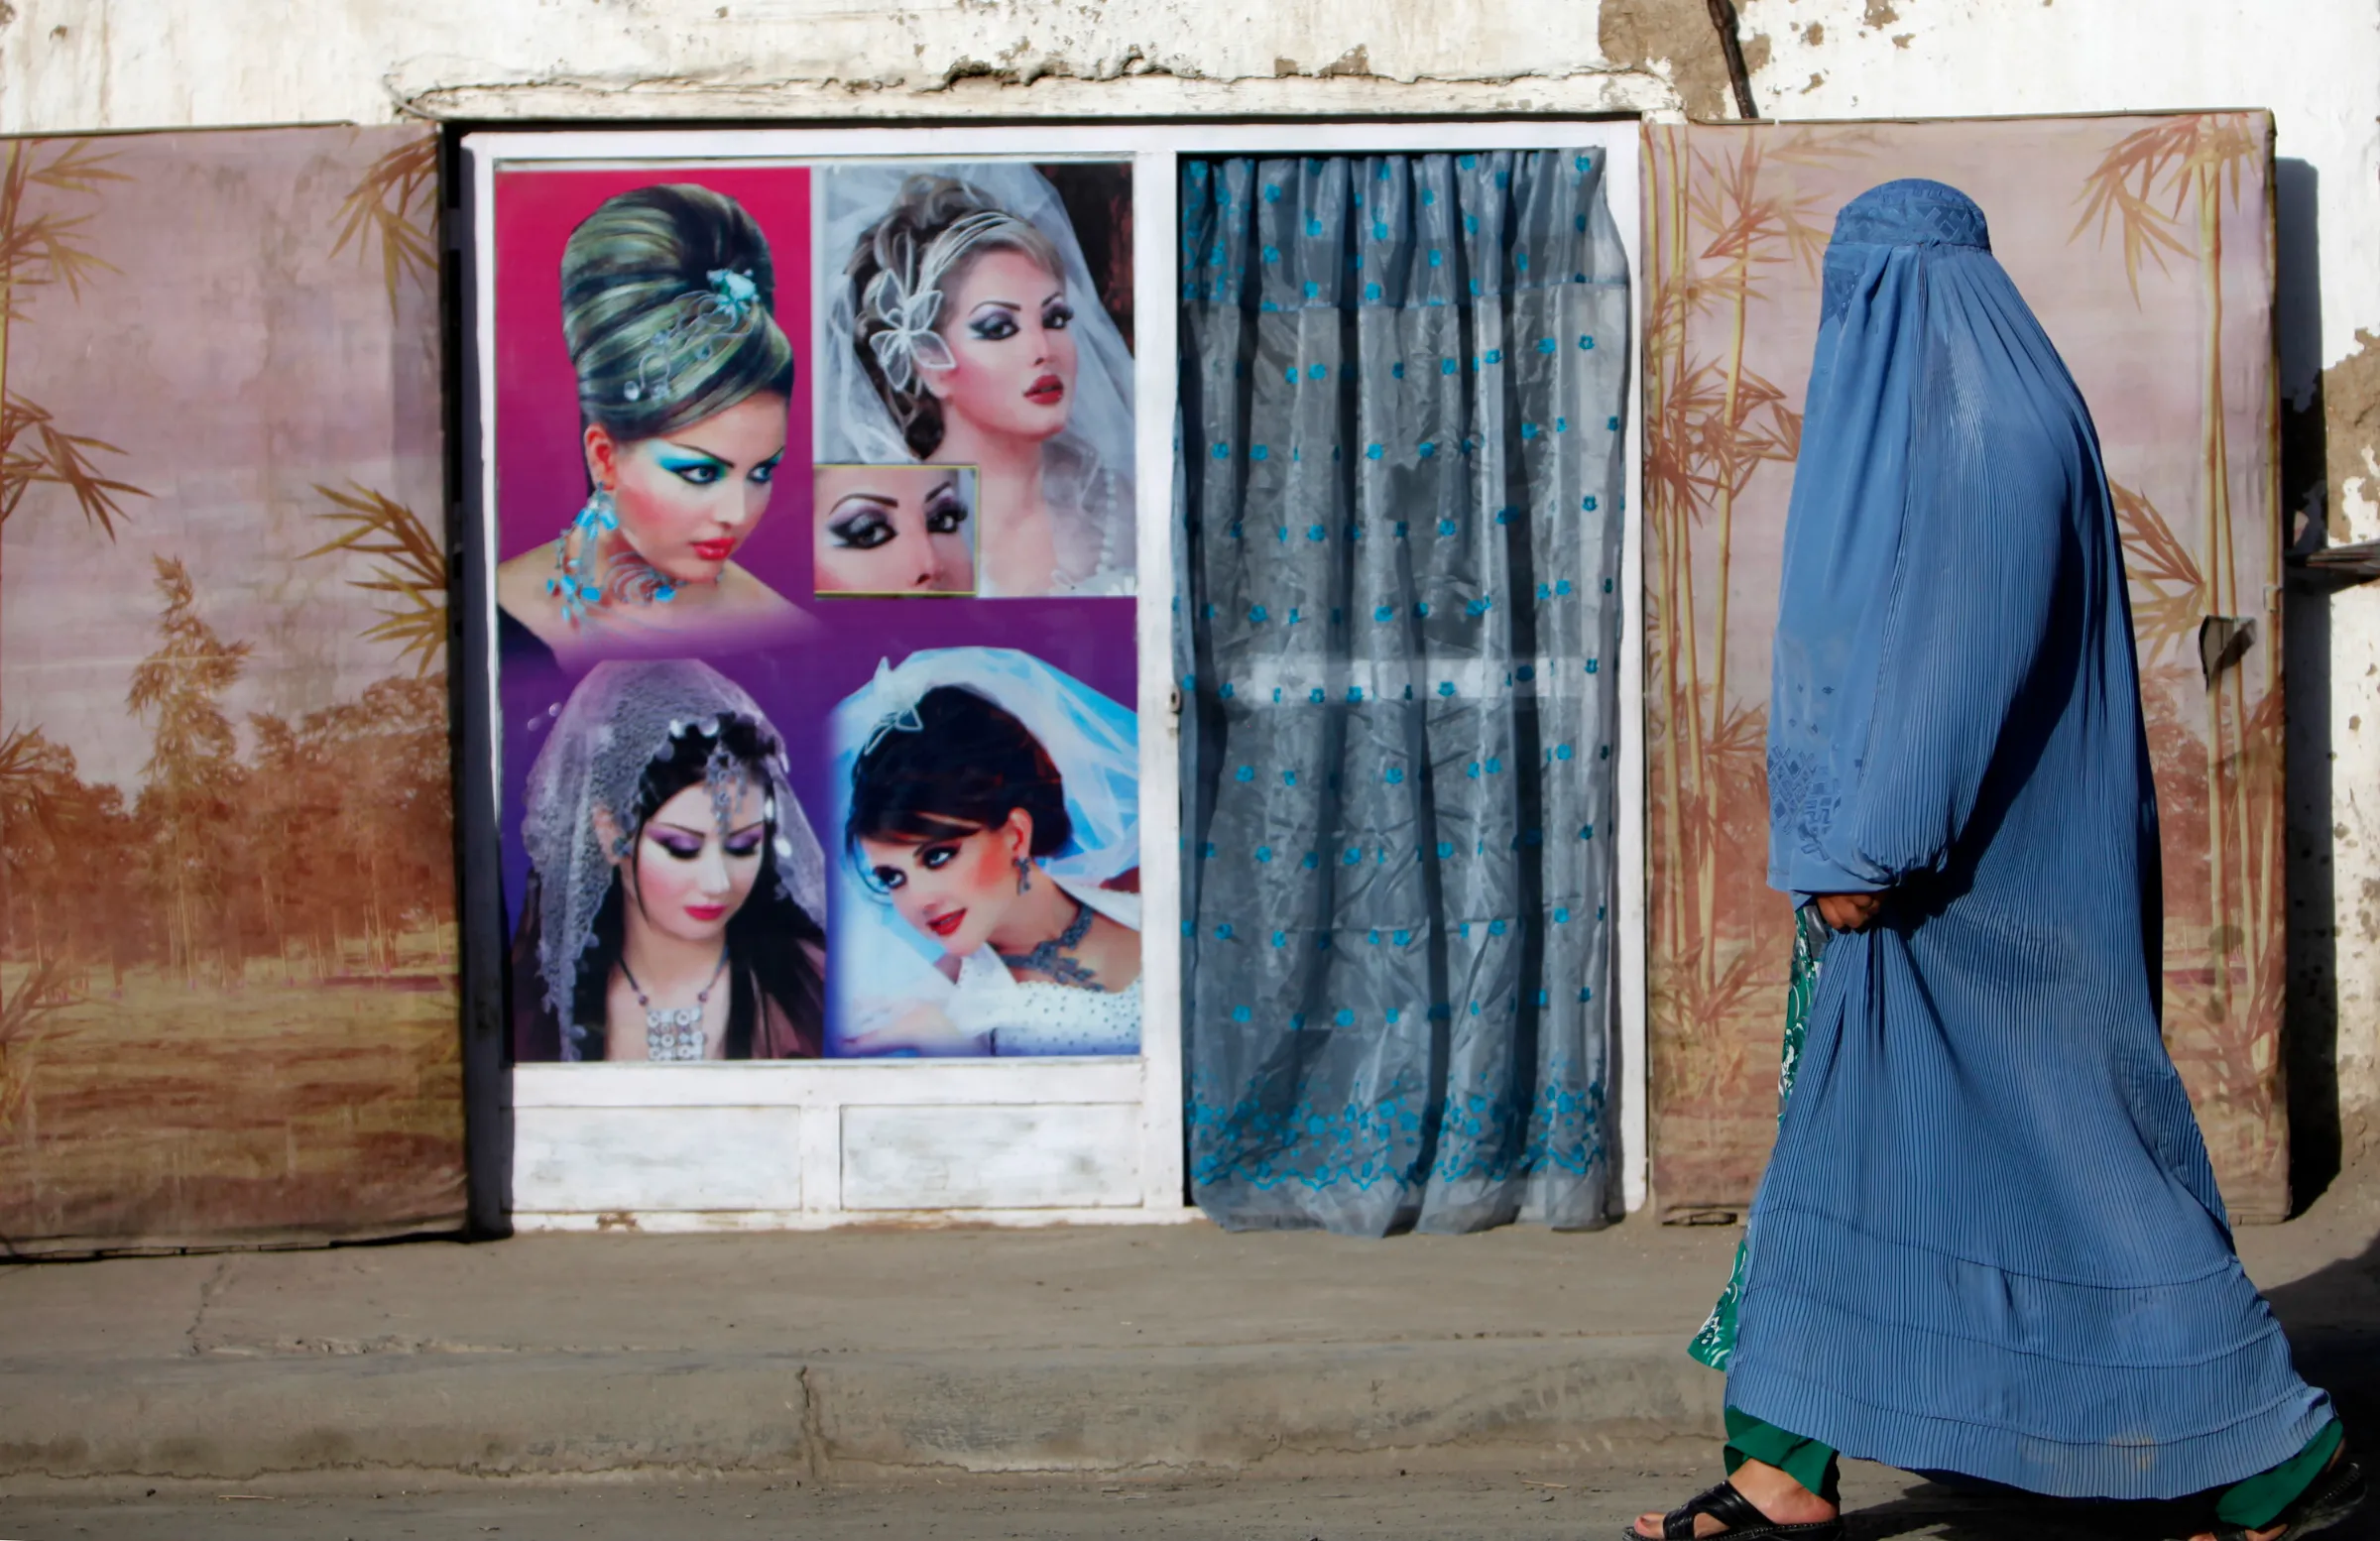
[826,648,1140,1040]
[520,658,829,1025]
[819,162,1137,594]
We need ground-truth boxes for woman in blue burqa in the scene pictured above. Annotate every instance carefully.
[1629,180,2362,1541]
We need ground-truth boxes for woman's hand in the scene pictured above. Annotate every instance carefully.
[840,1005,989,1057]
[1813,891,1884,931]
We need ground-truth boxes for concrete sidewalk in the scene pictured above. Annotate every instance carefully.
[3,1170,2374,1485]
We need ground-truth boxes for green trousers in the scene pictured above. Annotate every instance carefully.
[1724,1408,2342,1530]
[1723,1406,1841,1508]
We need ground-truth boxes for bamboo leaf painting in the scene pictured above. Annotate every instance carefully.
[1645,115,2286,1215]
[330,135,439,317]
[301,482,448,676]
[0,140,148,536]
[2113,480,2204,659]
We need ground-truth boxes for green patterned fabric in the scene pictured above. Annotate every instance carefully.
[1689,904,1830,1370]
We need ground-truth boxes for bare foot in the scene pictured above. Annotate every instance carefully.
[1632,1459,1841,1538]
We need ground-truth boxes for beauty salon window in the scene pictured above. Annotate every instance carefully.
[456,124,1645,1228]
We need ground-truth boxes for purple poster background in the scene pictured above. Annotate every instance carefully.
[495,600,1137,959]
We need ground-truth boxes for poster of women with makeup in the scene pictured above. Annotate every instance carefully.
[828,648,1143,1058]
[488,159,1140,1063]
[490,169,838,1064]
[818,162,1137,599]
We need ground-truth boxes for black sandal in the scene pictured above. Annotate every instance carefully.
[2184,1456,2366,1541]
[1622,1480,1846,1540]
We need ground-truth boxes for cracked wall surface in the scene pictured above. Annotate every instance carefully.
[1,0,2373,1176]
[0,0,1695,126]
[1600,0,1770,119]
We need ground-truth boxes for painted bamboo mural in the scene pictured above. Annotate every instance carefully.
[1643,115,2288,1220]
[0,139,148,1148]
[1642,123,1871,1208]
[302,481,448,678]
[0,127,461,1252]
[331,135,439,317]
[2076,118,2286,1200]
[0,140,146,545]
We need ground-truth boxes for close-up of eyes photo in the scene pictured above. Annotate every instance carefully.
[811,463,979,597]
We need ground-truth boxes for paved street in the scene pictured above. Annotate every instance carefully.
[5,1163,2371,1491]
[6,1464,2375,1541]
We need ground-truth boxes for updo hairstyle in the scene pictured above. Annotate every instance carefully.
[561,183,795,443]
[846,176,1065,459]
[845,685,1073,872]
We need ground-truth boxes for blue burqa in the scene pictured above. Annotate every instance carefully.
[1735,180,2332,1497]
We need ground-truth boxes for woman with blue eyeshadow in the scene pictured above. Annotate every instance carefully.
[498,183,816,670]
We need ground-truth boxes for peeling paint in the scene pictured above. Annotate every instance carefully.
[2326,329,2380,542]
[1599,0,1741,118]
[400,69,1677,123]
[0,0,1689,133]
[1862,0,1899,26]
[1316,45,1371,77]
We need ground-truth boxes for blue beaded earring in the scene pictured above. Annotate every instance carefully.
[575,486,619,539]
[548,487,619,625]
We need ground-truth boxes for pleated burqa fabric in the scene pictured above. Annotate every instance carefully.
[1736,179,2331,1495]
[1176,152,1630,1235]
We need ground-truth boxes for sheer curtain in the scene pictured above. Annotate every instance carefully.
[1175,150,1631,1235]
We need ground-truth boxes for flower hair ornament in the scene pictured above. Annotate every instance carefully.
[856,658,928,757]
[625,267,764,407]
[862,210,1034,395]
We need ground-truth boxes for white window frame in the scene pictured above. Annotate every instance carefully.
[463,120,1646,1229]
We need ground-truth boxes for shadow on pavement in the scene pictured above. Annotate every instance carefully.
[1833,1220,2380,1540]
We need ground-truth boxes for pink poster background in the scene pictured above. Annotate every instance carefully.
[492,166,816,596]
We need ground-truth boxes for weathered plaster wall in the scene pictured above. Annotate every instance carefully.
[3,0,2373,1177]
[0,0,1684,125]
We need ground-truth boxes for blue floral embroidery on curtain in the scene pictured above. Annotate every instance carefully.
[1175,150,1632,1235]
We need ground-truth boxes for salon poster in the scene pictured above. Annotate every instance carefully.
[488,159,1140,1064]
